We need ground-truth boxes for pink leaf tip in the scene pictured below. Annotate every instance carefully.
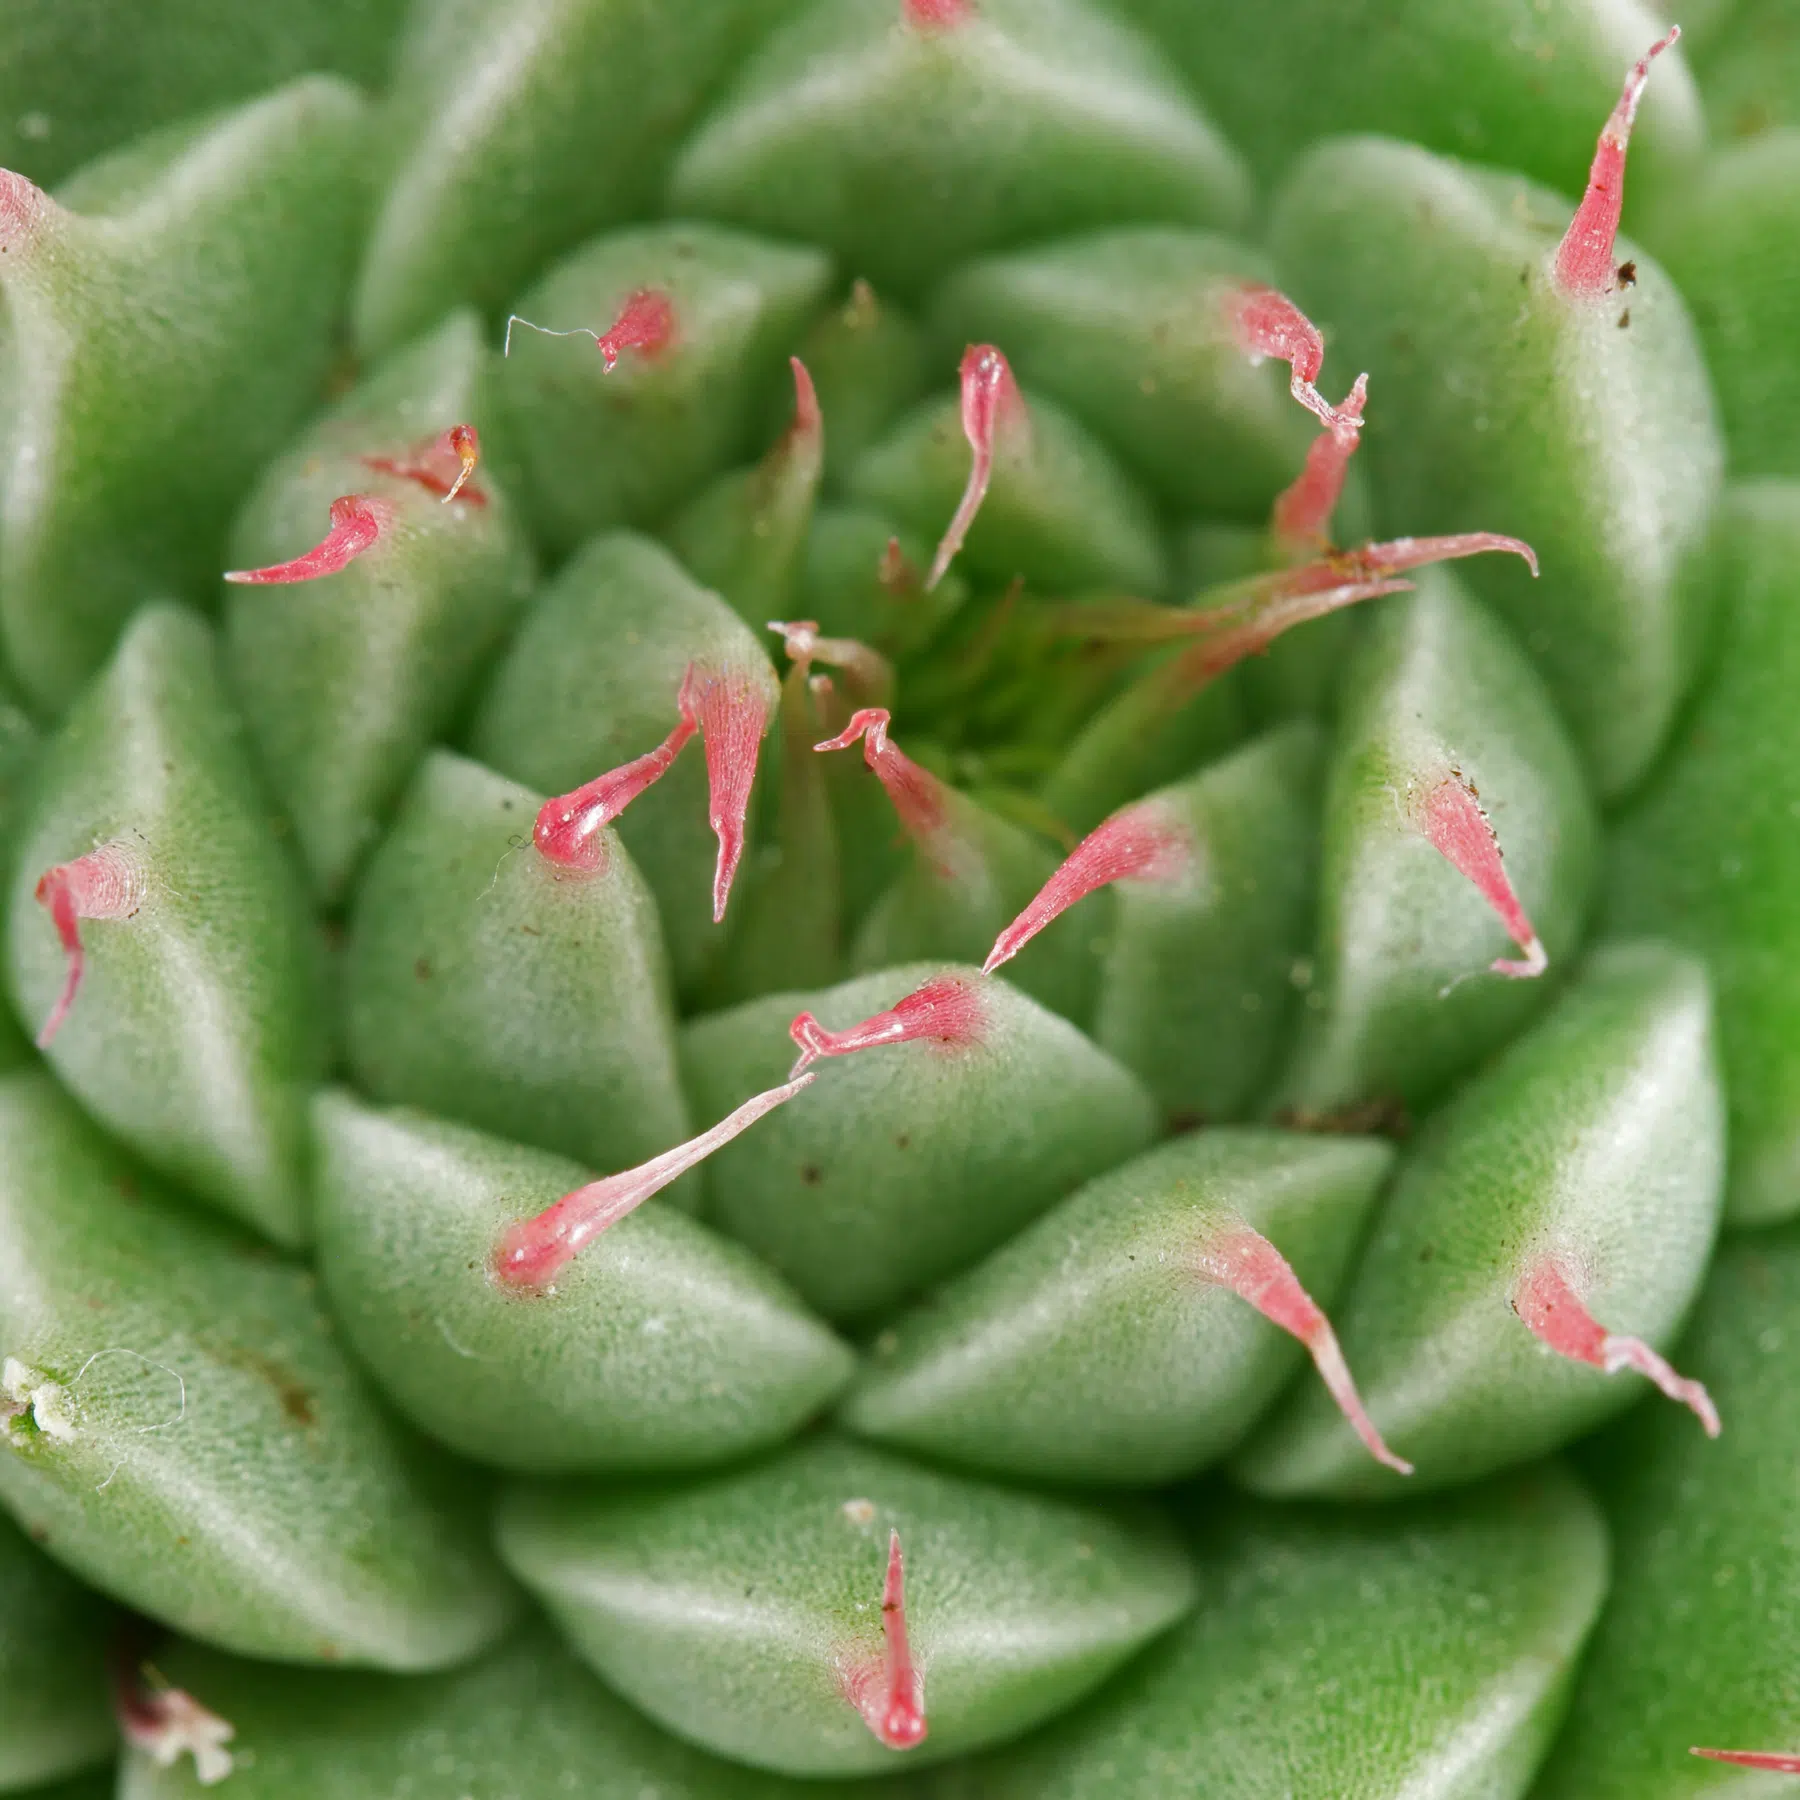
[33,840,147,1048]
[1400,766,1547,979]
[928,345,1025,591]
[493,1074,816,1291]
[363,423,486,506]
[769,620,893,703]
[905,0,971,29]
[789,974,986,1075]
[1554,26,1680,297]
[1514,1256,1720,1435]
[786,354,823,448]
[1271,373,1368,554]
[596,288,676,372]
[813,707,951,847]
[1691,1748,1800,1773]
[535,662,773,920]
[1224,284,1361,433]
[845,1530,928,1750]
[1195,1222,1413,1475]
[114,1655,235,1787]
[224,494,391,584]
[0,167,48,255]
[879,536,922,595]
[983,799,1191,975]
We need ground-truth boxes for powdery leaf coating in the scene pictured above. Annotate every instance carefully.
[496,1433,1197,1775]
[1240,942,1724,1498]
[0,1072,518,1667]
[311,1091,854,1476]
[843,1128,1393,1485]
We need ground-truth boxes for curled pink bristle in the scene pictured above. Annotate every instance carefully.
[1514,1256,1720,1435]
[694,668,773,922]
[596,287,676,372]
[1195,1223,1412,1475]
[769,620,893,704]
[113,1654,234,1786]
[363,423,487,506]
[224,494,391,584]
[33,840,147,1048]
[1224,284,1362,432]
[983,800,1191,974]
[1554,27,1680,298]
[927,345,1025,591]
[1271,373,1368,554]
[813,707,951,846]
[493,1074,816,1291]
[1342,532,1539,582]
[535,667,700,871]
[789,974,986,1074]
[1402,767,1547,978]
[904,0,971,29]
[1691,1749,1800,1772]
[843,1530,928,1750]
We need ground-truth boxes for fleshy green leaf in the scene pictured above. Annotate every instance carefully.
[224,310,537,902]
[1094,722,1322,1124]
[0,78,370,713]
[1267,134,1722,796]
[496,1433,1196,1776]
[352,0,802,356]
[0,1071,518,1667]
[1692,0,1800,140]
[344,750,693,1184]
[488,222,832,555]
[0,1509,112,1791]
[928,227,1317,518]
[1535,1231,1800,1799]
[5,606,323,1246]
[468,532,780,997]
[1608,484,1800,1225]
[793,281,929,491]
[311,1089,853,1474]
[843,1126,1392,1485]
[939,1464,1608,1800]
[119,1622,888,1800]
[1116,0,1702,196]
[1270,573,1599,1124]
[1239,942,1724,1498]
[849,381,1170,598]
[798,507,964,661]
[680,963,1158,1320]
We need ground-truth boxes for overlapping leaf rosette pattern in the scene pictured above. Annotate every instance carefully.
[1,1,1798,1794]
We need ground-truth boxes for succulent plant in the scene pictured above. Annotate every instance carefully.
[1,0,1797,1794]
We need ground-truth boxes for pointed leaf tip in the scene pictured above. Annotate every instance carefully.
[844,1529,927,1750]
[1401,767,1547,980]
[927,344,1024,591]
[813,706,950,844]
[905,0,971,29]
[1692,1748,1800,1772]
[1515,1256,1720,1435]
[492,1074,817,1291]
[984,799,1190,974]
[115,1653,235,1787]
[1554,27,1681,297]
[0,167,48,252]
[224,494,391,584]
[32,839,147,1047]
[363,423,486,506]
[1271,373,1368,554]
[1196,1223,1413,1476]
[1224,284,1361,432]
[694,667,774,922]
[789,973,987,1074]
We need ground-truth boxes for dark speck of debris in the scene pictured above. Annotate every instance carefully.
[1616,260,1637,288]
[800,1164,822,1186]
[894,1133,911,1151]
[414,956,432,981]
[1617,309,1631,330]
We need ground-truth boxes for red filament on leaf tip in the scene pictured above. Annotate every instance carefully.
[33,841,146,1048]
[928,345,1024,591]
[1402,768,1547,979]
[1195,1223,1413,1476]
[1554,26,1679,297]
[1271,373,1367,554]
[493,1075,816,1290]
[984,800,1191,975]
[813,707,951,846]
[1514,1256,1720,1435]
[1224,285,1362,433]
[224,494,390,584]
[789,975,986,1074]
[1691,1749,1800,1773]
[363,422,485,506]
[843,1530,927,1750]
